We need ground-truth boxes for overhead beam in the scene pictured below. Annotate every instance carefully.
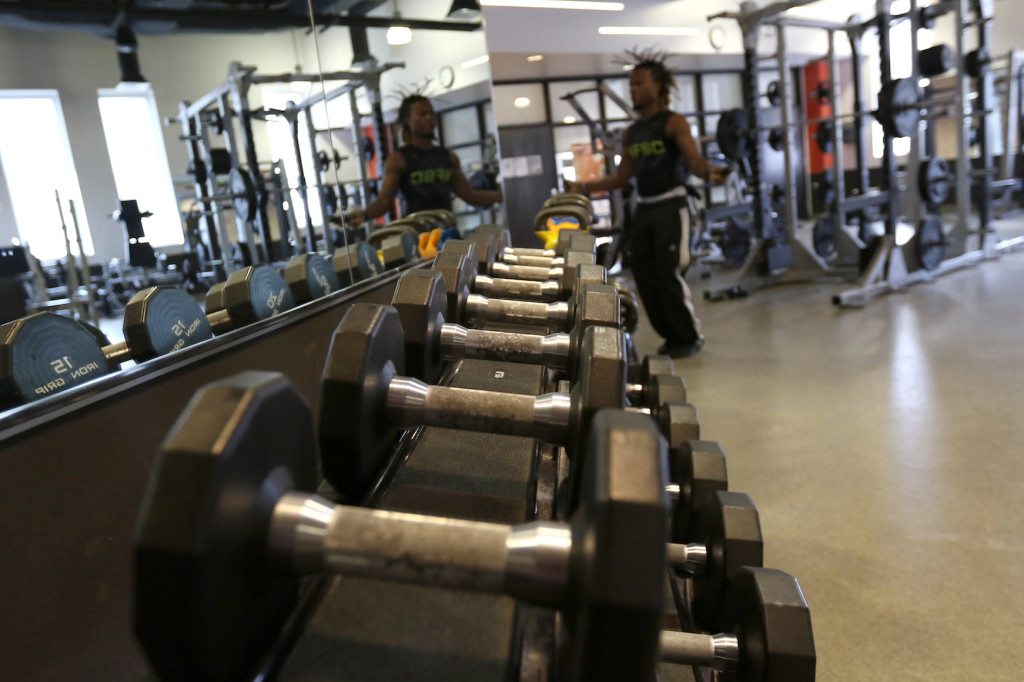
[0,2,482,33]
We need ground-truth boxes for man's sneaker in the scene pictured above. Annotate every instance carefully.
[657,337,704,358]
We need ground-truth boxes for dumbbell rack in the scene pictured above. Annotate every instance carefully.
[0,265,415,681]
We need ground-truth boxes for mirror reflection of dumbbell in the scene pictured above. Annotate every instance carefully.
[431,249,608,332]
[133,373,815,682]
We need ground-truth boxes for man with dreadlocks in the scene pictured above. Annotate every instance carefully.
[346,94,502,227]
[568,50,729,358]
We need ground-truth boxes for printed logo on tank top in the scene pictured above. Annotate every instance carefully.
[409,167,454,185]
[628,139,667,158]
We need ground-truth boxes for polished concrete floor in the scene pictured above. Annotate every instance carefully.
[629,226,1024,680]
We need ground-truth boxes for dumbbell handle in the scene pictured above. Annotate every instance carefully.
[504,246,556,258]
[465,294,570,329]
[267,492,572,607]
[491,262,563,282]
[659,630,739,672]
[440,324,571,372]
[473,275,561,302]
[267,492,704,614]
[386,377,573,444]
[502,253,565,267]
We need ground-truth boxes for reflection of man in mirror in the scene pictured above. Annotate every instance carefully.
[346,95,503,227]
[567,49,729,358]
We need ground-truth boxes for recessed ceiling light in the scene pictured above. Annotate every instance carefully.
[622,64,634,71]
[563,115,577,124]
[460,55,490,69]
[527,54,544,62]
[386,25,412,45]
[514,97,531,108]
[482,1,624,9]
[598,26,700,36]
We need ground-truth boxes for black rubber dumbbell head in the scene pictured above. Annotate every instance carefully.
[669,440,728,543]
[564,408,669,682]
[133,371,318,682]
[692,490,764,631]
[391,269,447,384]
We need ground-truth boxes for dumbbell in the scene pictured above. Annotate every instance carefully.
[203,264,296,335]
[432,250,608,331]
[133,373,814,682]
[447,234,597,297]
[391,268,617,384]
[367,223,421,268]
[659,566,816,680]
[472,224,597,269]
[281,252,340,304]
[320,303,700,515]
[332,240,382,285]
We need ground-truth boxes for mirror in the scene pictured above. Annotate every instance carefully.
[306,0,501,241]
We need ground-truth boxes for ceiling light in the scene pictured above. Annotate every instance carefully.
[482,1,624,9]
[461,55,490,69]
[386,24,412,45]
[514,97,531,108]
[599,26,700,36]
[622,64,634,71]
[563,116,577,124]
[527,54,544,62]
[448,0,482,18]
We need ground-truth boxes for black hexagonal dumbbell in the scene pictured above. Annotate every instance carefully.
[442,236,598,302]
[470,223,598,269]
[133,372,671,682]
[390,268,618,384]
[659,566,816,681]
[280,252,340,304]
[431,247,611,332]
[319,302,631,500]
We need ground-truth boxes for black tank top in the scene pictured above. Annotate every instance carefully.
[625,110,689,197]
[397,145,455,213]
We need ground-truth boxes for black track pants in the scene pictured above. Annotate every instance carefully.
[630,196,702,346]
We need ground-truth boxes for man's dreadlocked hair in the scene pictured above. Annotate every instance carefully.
[619,47,676,106]
[391,80,437,142]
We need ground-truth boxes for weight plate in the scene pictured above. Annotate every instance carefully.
[0,312,112,406]
[124,286,212,362]
[720,218,753,267]
[284,253,339,304]
[766,80,782,107]
[228,168,257,223]
[815,121,835,154]
[768,128,785,152]
[919,44,953,78]
[320,303,406,497]
[966,46,989,79]
[812,215,838,260]
[716,109,751,162]
[914,215,946,271]
[133,371,318,682]
[876,78,921,139]
[223,264,296,326]
[918,157,951,205]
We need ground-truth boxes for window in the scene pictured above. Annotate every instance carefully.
[0,90,93,260]
[98,83,183,247]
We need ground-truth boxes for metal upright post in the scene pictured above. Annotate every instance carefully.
[905,0,923,232]
[975,0,995,252]
[876,0,900,238]
[952,0,972,251]
[289,116,317,254]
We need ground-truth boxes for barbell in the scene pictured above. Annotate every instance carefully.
[716,77,955,161]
